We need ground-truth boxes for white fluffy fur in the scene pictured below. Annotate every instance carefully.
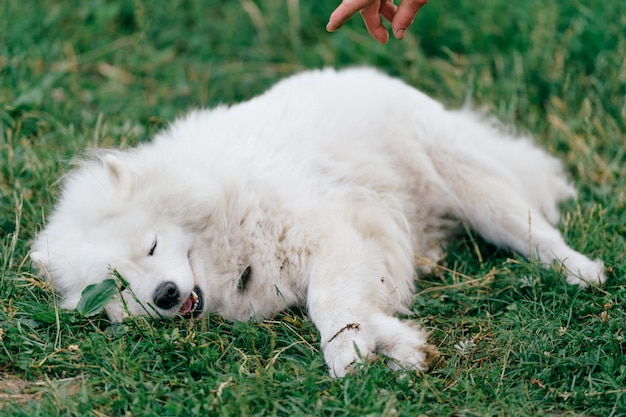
[31,68,606,377]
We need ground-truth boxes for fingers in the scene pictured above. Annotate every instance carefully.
[327,0,427,42]
[378,0,398,23]
[392,0,428,39]
[327,0,370,32]
[360,1,390,44]
[327,0,390,44]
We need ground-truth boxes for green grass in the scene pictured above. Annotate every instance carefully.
[1,0,625,415]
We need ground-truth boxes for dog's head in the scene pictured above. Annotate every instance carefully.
[30,153,211,322]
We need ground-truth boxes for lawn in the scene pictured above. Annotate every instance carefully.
[1,0,625,415]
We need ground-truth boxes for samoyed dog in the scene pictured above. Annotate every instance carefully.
[31,68,605,377]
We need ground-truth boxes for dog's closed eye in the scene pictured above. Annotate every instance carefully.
[148,238,157,256]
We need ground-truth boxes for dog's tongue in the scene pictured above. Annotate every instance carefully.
[178,296,194,315]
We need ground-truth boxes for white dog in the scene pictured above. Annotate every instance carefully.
[31,68,606,377]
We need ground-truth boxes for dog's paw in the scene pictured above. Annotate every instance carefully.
[328,349,378,378]
[374,317,440,372]
[321,317,440,377]
[564,257,606,288]
[385,343,440,373]
[323,322,377,378]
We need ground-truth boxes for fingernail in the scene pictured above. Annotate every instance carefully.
[395,28,406,39]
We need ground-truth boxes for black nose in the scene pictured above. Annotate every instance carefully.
[153,281,180,309]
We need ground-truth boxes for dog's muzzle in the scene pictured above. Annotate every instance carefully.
[153,281,204,318]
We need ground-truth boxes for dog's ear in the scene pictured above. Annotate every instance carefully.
[30,250,43,263]
[30,250,47,272]
[103,154,134,197]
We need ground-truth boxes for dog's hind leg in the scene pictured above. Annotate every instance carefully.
[432,147,606,287]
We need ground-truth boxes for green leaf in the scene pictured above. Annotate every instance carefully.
[76,279,119,318]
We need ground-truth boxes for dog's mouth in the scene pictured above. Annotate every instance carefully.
[178,287,204,318]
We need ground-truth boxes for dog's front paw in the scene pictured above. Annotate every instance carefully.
[374,318,440,372]
[564,257,606,288]
[322,317,442,377]
[385,343,441,373]
[323,322,377,378]
[327,347,378,378]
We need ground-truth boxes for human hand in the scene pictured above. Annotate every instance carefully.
[326,0,428,44]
